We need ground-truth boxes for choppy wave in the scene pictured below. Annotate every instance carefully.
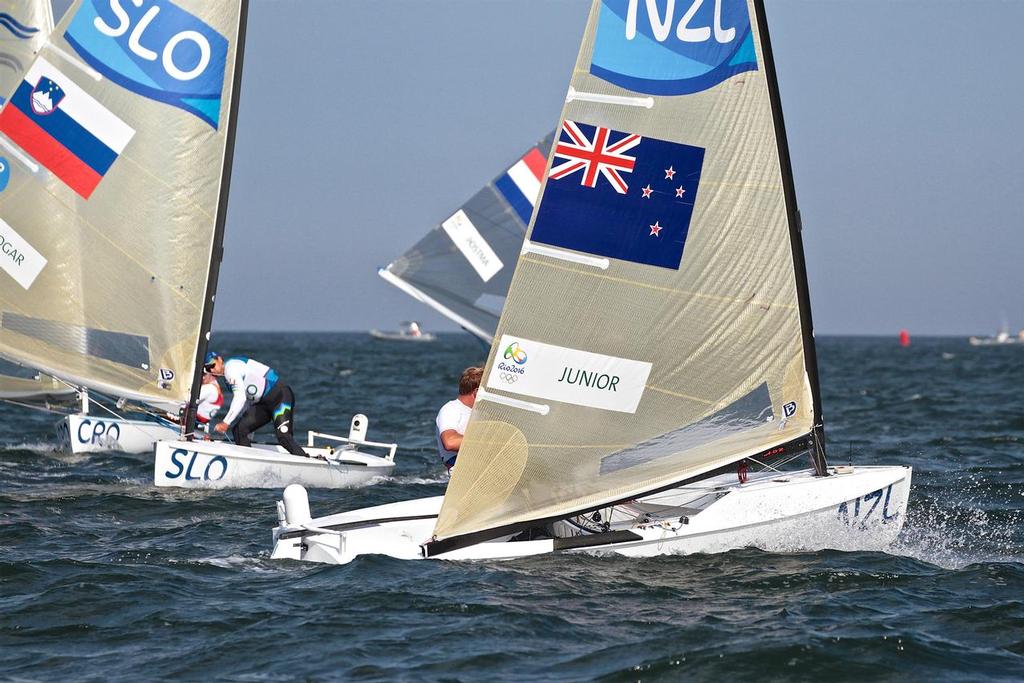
[1,334,1022,679]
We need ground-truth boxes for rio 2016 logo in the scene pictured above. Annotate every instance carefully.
[64,0,229,128]
[503,341,528,365]
[590,0,758,96]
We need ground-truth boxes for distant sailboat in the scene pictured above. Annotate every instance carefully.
[273,0,911,565]
[369,320,436,343]
[378,134,554,342]
[969,317,1022,346]
[0,1,398,484]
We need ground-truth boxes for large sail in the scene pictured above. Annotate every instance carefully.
[0,0,54,105]
[433,0,823,545]
[379,134,554,342]
[0,0,247,412]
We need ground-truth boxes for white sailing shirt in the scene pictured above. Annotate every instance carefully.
[196,380,224,424]
[435,398,472,468]
[221,357,279,425]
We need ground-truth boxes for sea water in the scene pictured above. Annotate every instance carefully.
[1,334,1021,680]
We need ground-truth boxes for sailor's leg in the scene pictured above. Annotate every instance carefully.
[270,386,307,457]
[232,405,271,447]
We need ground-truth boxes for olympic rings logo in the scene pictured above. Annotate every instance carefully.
[499,373,518,384]
[503,341,528,365]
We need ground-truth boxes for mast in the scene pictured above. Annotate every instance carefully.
[751,0,828,474]
[184,0,250,437]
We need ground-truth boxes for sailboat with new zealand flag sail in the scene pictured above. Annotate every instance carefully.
[271,0,912,565]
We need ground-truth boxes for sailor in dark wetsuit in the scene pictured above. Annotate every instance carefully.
[204,351,309,457]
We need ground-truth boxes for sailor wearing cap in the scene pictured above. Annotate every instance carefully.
[203,351,309,457]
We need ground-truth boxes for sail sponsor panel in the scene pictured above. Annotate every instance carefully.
[487,334,651,413]
[590,0,757,95]
[441,209,504,283]
[64,0,229,128]
[0,57,136,198]
[0,217,46,289]
[531,120,703,270]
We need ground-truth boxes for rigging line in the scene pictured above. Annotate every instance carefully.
[520,442,633,450]
[645,384,716,405]
[51,375,178,427]
[0,397,73,415]
[745,455,781,473]
[520,255,797,311]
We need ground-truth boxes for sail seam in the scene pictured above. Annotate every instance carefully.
[476,387,549,415]
[645,385,717,404]
[523,256,796,310]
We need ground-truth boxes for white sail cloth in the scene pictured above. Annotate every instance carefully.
[435,0,816,541]
[0,1,245,410]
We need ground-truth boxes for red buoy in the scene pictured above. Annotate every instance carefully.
[899,329,910,347]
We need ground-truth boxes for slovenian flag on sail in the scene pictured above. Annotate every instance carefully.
[0,57,135,199]
[495,147,547,224]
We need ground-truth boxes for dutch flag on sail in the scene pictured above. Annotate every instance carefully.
[495,147,547,224]
[0,57,135,199]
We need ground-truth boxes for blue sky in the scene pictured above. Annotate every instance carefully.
[53,1,1024,336]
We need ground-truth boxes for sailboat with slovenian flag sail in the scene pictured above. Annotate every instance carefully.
[0,1,401,479]
[271,0,912,565]
[0,1,78,412]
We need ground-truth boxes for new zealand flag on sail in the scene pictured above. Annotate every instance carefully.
[530,121,704,270]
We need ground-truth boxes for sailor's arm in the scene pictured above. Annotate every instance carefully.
[215,366,247,432]
[219,390,247,427]
[439,429,463,452]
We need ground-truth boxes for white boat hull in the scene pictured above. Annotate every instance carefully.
[369,329,437,342]
[154,439,395,490]
[56,413,180,454]
[272,465,912,565]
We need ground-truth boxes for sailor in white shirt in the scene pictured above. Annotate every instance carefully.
[194,371,224,434]
[435,366,482,471]
[204,351,308,457]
